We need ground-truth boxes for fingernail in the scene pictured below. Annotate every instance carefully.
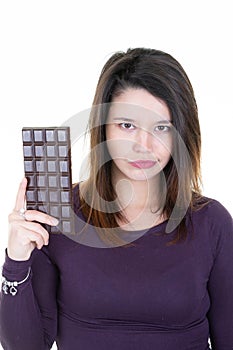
[50,218,59,226]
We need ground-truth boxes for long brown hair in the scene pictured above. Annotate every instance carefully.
[78,48,208,246]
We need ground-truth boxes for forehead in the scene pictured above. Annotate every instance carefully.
[108,88,171,123]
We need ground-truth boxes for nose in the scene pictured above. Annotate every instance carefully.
[132,128,153,153]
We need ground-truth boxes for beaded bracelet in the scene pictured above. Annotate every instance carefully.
[1,267,31,296]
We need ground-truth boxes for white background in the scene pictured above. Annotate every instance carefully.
[0,1,232,349]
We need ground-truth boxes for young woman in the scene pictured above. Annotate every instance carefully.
[0,48,232,349]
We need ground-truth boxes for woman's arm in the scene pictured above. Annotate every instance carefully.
[0,246,58,350]
[0,178,59,349]
[207,202,233,350]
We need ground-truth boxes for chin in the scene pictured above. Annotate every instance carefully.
[124,169,162,182]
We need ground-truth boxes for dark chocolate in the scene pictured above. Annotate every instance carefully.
[22,127,74,234]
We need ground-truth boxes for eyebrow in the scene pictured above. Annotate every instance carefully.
[112,117,172,124]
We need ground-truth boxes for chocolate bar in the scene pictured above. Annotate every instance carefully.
[22,127,74,234]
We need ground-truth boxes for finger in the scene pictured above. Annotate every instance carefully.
[20,227,47,249]
[24,210,59,226]
[18,221,50,245]
[14,178,27,211]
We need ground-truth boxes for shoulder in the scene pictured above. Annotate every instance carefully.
[72,181,85,203]
[190,196,233,257]
[195,197,232,227]
[190,194,232,222]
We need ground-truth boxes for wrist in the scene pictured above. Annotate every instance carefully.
[2,248,33,281]
[1,267,31,296]
[7,247,32,262]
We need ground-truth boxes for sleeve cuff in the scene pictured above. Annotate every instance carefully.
[1,248,36,280]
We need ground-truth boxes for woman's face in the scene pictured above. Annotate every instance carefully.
[106,88,173,182]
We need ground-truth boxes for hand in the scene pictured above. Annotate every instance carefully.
[7,177,59,261]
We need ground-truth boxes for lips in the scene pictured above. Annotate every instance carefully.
[129,160,157,169]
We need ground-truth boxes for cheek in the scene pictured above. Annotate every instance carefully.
[106,127,133,159]
[106,139,131,160]
[105,126,115,158]
[152,135,173,157]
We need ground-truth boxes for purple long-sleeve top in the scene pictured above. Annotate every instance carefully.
[0,184,233,350]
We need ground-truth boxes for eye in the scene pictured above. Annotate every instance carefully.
[154,125,171,132]
[119,122,135,130]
